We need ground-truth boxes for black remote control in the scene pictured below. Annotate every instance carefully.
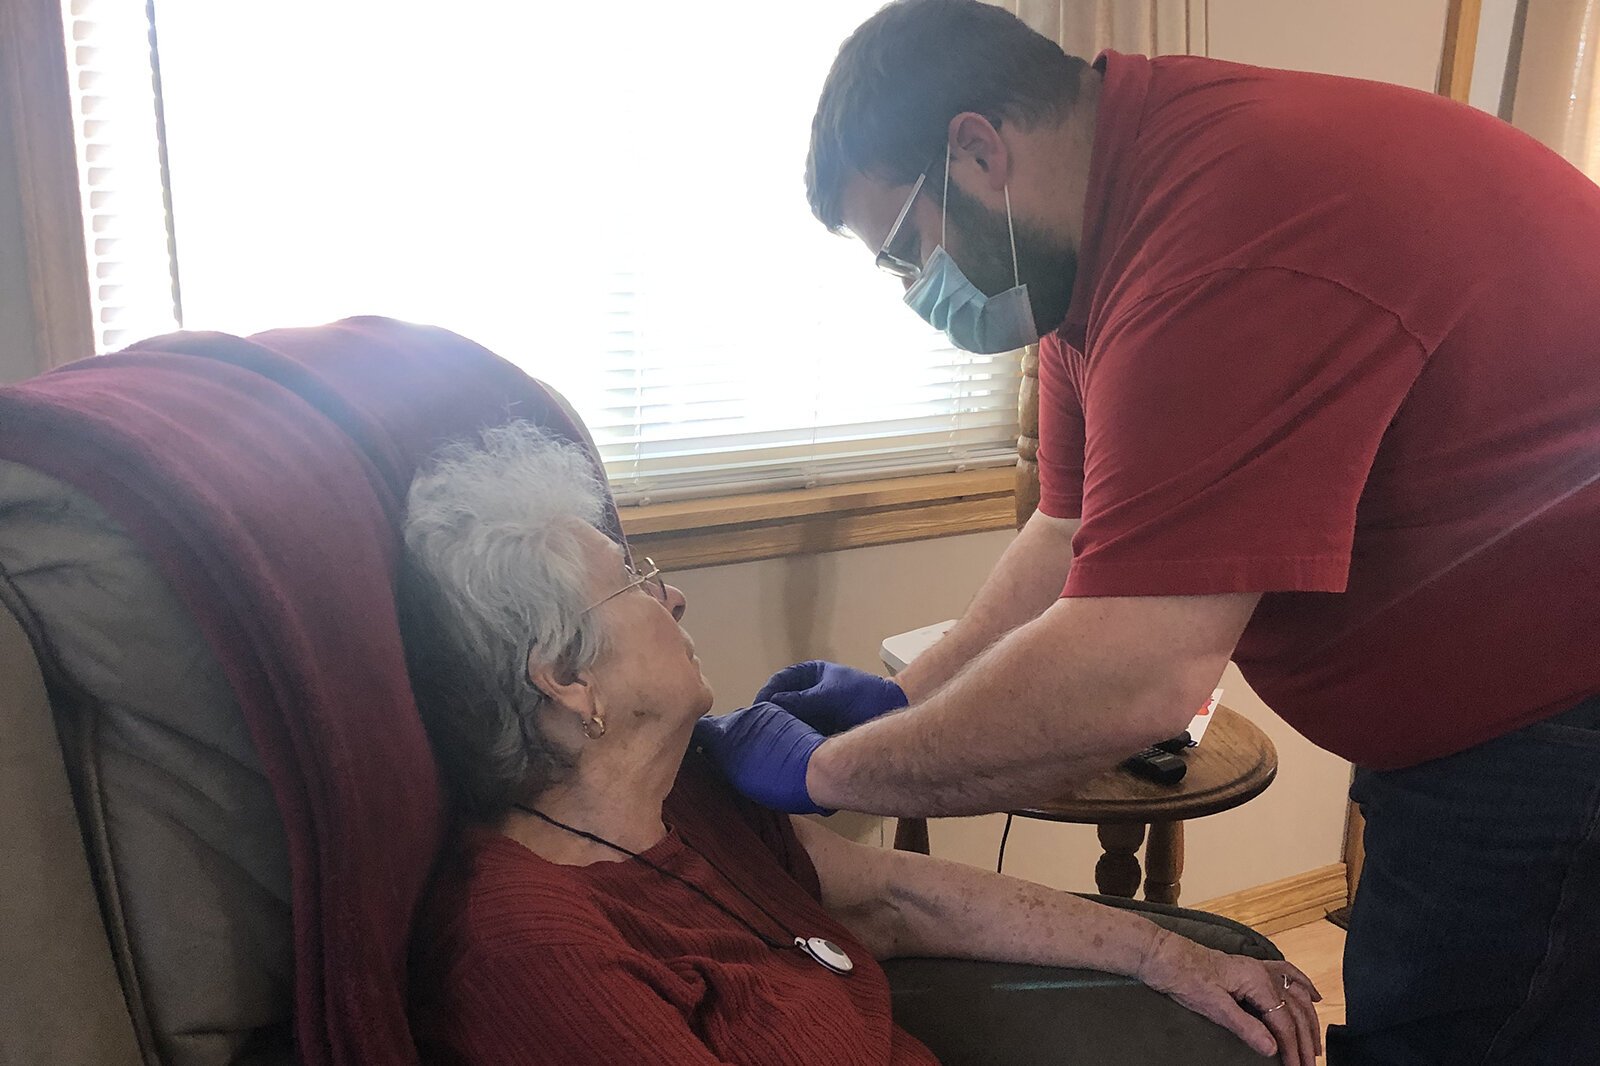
[1153,732,1192,754]
[1123,747,1187,785]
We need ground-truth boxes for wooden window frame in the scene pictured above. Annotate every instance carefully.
[2,0,95,380]
[627,340,1038,569]
[1438,0,1483,103]
[620,468,1018,571]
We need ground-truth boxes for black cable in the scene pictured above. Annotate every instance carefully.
[996,813,1014,874]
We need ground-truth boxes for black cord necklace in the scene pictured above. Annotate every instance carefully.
[512,803,853,976]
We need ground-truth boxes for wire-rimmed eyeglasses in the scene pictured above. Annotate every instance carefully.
[581,557,667,615]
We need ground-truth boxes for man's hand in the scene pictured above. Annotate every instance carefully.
[1137,928,1323,1066]
[755,660,908,735]
[692,703,832,814]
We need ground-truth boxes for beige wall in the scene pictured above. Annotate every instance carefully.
[673,531,1018,706]
[1471,0,1523,114]
[1206,0,1449,91]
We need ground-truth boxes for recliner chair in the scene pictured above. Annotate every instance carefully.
[0,321,1279,1066]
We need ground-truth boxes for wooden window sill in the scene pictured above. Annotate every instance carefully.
[619,468,1019,571]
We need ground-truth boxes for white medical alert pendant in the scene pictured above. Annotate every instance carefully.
[796,936,854,975]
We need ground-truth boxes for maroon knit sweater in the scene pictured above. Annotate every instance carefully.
[410,754,939,1064]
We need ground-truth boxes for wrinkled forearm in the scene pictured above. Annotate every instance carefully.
[876,846,1163,976]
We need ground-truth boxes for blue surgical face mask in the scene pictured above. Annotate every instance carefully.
[903,156,1040,355]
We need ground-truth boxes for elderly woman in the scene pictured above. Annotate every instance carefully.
[401,422,1322,1066]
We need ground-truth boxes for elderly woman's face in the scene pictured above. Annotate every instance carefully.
[570,522,713,726]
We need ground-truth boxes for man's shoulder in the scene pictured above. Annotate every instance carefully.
[1126,55,1530,299]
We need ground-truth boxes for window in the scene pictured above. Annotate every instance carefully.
[61,1,1022,504]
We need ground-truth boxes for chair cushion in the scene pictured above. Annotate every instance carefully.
[0,460,293,1066]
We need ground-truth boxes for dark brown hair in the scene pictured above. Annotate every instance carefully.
[806,0,1089,232]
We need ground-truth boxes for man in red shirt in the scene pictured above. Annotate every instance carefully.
[695,1,1600,1062]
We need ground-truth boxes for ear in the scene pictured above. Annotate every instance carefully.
[528,651,598,721]
[946,112,1011,192]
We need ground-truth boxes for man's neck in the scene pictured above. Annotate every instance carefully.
[1028,65,1103,255]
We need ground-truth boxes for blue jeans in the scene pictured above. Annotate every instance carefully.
[1327,694,1600,1065]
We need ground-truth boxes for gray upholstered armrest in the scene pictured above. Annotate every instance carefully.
[0,595,143,1066]
[884,894,1279,1066]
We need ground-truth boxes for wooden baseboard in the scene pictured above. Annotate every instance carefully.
[1195,863,1348,936]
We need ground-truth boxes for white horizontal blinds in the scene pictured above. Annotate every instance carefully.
[139,0,1019,500]
[591,363,1022,501]
[590,268,1021,503]
[563,0,1019,503]
[59,0,178,352]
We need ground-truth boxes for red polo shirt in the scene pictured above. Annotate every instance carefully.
[1038,52,1600,769]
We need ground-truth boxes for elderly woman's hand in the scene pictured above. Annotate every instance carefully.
[1136,927,1323,1066]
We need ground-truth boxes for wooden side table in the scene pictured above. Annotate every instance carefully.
[893,706,1277,905]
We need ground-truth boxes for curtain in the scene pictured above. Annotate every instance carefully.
[998,0,1209,57]
[1507,0,1600,179]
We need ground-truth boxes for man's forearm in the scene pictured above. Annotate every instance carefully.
[893,511,1078,702]
[807,592,1257,816]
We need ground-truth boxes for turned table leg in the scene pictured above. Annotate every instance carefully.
[893,816,930,855]
[1095,823,1146,897]
[1144,820,1184,904]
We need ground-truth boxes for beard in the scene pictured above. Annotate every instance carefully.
[941,180,1078,336]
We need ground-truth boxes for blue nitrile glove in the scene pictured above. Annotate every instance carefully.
[692,702,832,815]
[755,660,908,735]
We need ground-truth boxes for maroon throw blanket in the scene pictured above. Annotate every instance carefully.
[0,317,619,1065]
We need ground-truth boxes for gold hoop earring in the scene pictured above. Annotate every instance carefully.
[582,714,607,740]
